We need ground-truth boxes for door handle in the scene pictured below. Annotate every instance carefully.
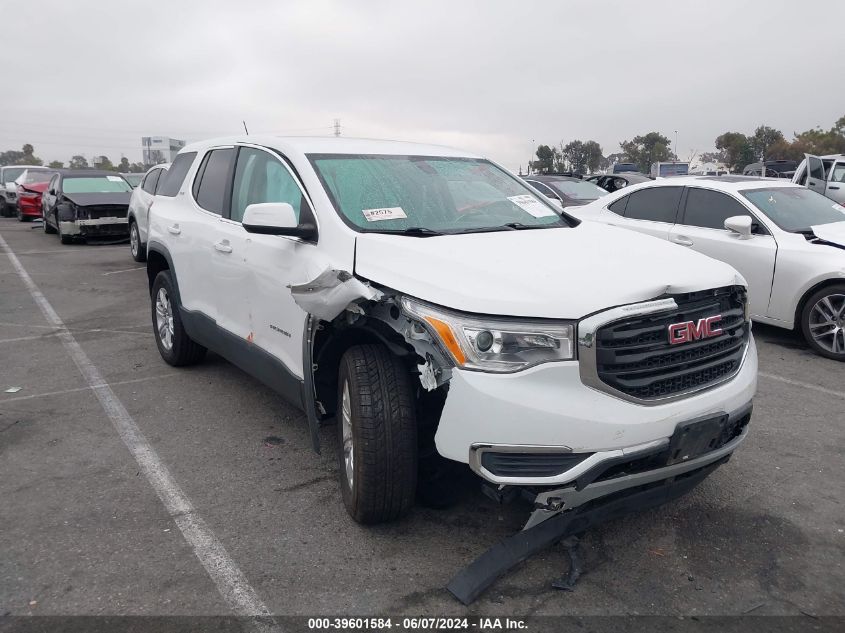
[214,240,233,253]
[829,186,840,190]
[167,224,181,235]
[672,236,694,246]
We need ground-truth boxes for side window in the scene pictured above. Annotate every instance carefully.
[158,152,197,197]
[808,156,825,181]
[230,147,309,223]
[832,163,845,183]
[193,148,235,215]
[141,169,160,194]
[607,195,628,215]
[682,188,756,231]
[48,174,59,192]
[153,169,168,194]
[623,187,683,223]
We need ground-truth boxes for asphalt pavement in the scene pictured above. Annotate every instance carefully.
[1,217,843,619]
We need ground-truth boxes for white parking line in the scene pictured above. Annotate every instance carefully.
[103,266,146,276]
[0,373,179,404]
[759,371,845,399]
[0,232,278,628]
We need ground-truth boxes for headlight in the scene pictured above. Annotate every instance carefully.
[401,297,575,373]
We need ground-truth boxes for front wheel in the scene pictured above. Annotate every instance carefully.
[801,284,845,361]
[151,270,207,366]
[129,220,146,262]
[336,344,417,524]
[57,215,73,244]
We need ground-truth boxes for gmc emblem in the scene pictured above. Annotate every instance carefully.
[668,315,723,345]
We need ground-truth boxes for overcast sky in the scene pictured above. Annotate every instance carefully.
[3,0,844,170]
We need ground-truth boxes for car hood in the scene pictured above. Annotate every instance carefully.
[354,223,744,319]
[21,182,49,194]
[63,192,131,207]
[811,221,845,248]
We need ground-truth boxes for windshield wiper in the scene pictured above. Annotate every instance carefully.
[500,222,562,230]
[395,227,445,237]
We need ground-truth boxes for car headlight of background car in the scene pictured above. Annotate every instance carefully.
[401,297,575,373]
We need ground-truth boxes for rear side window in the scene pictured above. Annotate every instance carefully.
[682,188,752,230]
[157,152,197,197]
[623,187,682,223]
[607,195,628,215]
[193,148,235,215]
[141,169,161,194]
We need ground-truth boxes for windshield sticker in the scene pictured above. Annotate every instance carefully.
[362,206,408,222]
[507,194,557,218]
[106,176,124,182]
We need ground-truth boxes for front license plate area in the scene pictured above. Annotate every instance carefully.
[666,414,728,465]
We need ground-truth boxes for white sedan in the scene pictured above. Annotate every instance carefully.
[571,176,845,360]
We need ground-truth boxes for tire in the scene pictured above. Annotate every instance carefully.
[800,283,845,361]
[129,220,146,262]
[151,270,206,366]
[57,214,73,244]
[336,344,417,524]
[43,211,56,234]
[17,207,26,222]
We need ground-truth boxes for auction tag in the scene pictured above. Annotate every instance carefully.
[507,194,557,218]
[106,176,124,182]
[362,206,407,222]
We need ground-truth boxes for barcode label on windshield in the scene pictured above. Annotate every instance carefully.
[507,195,556,218]
[362,207,408,222]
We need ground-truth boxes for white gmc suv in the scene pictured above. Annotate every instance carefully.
[145,136,757,526]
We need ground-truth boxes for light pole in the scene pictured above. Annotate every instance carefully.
[674,130,678,162]
[528,139,535,175]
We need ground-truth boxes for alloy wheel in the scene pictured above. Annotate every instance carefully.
[341,379,354,491]
[130,224,139,257]
[155,287,175,351]
[808,293,845,355]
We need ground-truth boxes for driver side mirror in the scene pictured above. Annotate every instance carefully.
[242,202,317,240]
[724,215,753,239]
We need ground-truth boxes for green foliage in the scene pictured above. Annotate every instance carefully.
[69,155,89,170]
[48,160,64,168]
[559,140,604,173]
[751,126,784,161]
[619,132,673,173]
[531,144,559,174]
[0,144,42,167]
[94,155,115,171]
[118,157,131,172]
[128,162,147,173]
[715,132,756,171]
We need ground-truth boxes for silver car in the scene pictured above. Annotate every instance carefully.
[793,153,845,205]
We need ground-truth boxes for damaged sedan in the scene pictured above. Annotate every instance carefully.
[41,169,133,244]
[144,137,757,561]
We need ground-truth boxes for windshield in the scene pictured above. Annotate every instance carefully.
[19,170,55,185]
[3,167,27,183]
[547,179,608,200]
[63,176,132,194]
[741,186,845,232]
[122,173,143,187]
[308,154,566,234]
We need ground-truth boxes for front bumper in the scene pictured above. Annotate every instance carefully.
[59,217,129,237]
[434,333,757,482]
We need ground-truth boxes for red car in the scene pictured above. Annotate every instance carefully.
[15,169,56,221]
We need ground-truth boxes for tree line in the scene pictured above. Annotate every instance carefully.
[530,113,845,175]
[0,144,151,173]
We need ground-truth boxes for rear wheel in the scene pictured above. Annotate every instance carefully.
[17,207,27,222]
[336,344,417,524]
[129,220,146,262]
[801,283,845,361]
[151,270,206,366]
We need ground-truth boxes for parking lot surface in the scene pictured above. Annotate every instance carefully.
[1,217,843,618]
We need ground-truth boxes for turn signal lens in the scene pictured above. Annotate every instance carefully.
[423,316,466,365]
